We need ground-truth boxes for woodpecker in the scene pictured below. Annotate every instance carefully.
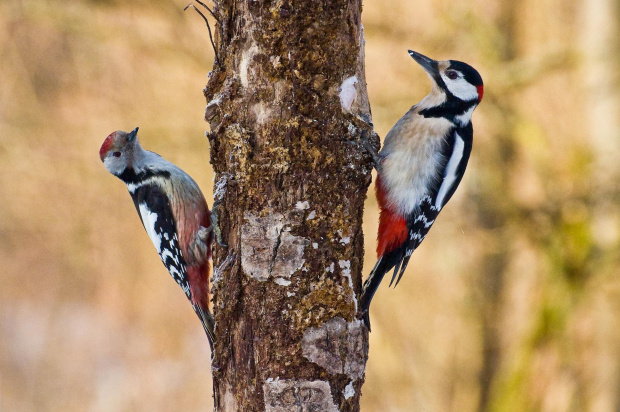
[100,127,215,350]
[360,50,483,330]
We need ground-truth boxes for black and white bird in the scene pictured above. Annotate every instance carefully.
[100,127,215,349]
[360,50,483,329]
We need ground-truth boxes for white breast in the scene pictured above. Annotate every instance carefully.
[380,111,452,216]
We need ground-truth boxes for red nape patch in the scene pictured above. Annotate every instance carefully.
[99,133,116,161]
[476,85,484,102]
[375,176,408,257]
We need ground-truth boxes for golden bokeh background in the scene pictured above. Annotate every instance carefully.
[1,0,619,411]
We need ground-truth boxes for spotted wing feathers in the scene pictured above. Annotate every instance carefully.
[131,184,191,300]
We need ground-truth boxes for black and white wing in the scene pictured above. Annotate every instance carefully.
[129,184,191,300]
[389,125,473,286]
[433,123,473,211]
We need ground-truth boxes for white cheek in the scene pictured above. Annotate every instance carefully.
[442,75,479,101]
[103,156,125,176]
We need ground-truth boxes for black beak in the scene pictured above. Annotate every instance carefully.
[408,50,438,75]
[127,127,139,142]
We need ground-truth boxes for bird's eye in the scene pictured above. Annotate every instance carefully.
[113,152,121,158]
[447,71,459,80]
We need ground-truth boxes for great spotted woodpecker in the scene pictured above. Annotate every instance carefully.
[100,127,215,349]
[360,51,483,329]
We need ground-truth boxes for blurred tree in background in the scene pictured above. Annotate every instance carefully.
[0,0,619,411]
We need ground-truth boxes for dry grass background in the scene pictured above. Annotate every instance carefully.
[1,0,620,411]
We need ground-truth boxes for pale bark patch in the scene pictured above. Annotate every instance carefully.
[241,211,310,283]
[263,378,338,412]
[251,102,274,126]
[301,317,366,380]
[222,384,239,412]
[239,43,260,88]
[344,382,356,400]
[339,75,359,112]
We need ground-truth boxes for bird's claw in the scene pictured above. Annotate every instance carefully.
[211,199,227,248]
[356,112,374,129]
[360,129,381,166]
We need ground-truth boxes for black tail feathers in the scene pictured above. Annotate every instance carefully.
[389,253,412,288]
[195,305,215,355]
[359,247,412,331]
[359,255,393,331]
[361,310,372,332]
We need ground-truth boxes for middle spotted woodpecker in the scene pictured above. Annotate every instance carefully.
[100,127,216,350]
[360,50,483,330]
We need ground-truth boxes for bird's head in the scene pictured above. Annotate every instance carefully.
[99,127,140,176]
[409,50,483,105]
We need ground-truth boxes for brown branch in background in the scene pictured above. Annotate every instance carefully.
[184,3,222,69]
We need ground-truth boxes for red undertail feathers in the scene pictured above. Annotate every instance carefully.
[375,176,408,257]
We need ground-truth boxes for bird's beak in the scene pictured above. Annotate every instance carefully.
[408,50,438,76]
[127,127,139,142]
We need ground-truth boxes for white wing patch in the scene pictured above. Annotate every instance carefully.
[138,203,162,253]
[435,133,465,209]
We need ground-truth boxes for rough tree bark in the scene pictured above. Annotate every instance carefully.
[203,1,375,410]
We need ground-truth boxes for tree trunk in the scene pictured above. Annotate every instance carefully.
[203,1,374,410]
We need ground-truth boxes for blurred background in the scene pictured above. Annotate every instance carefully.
[1,0,619,411]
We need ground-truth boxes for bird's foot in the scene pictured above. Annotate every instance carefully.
[360,129,381,166]
[211,199,227,248]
